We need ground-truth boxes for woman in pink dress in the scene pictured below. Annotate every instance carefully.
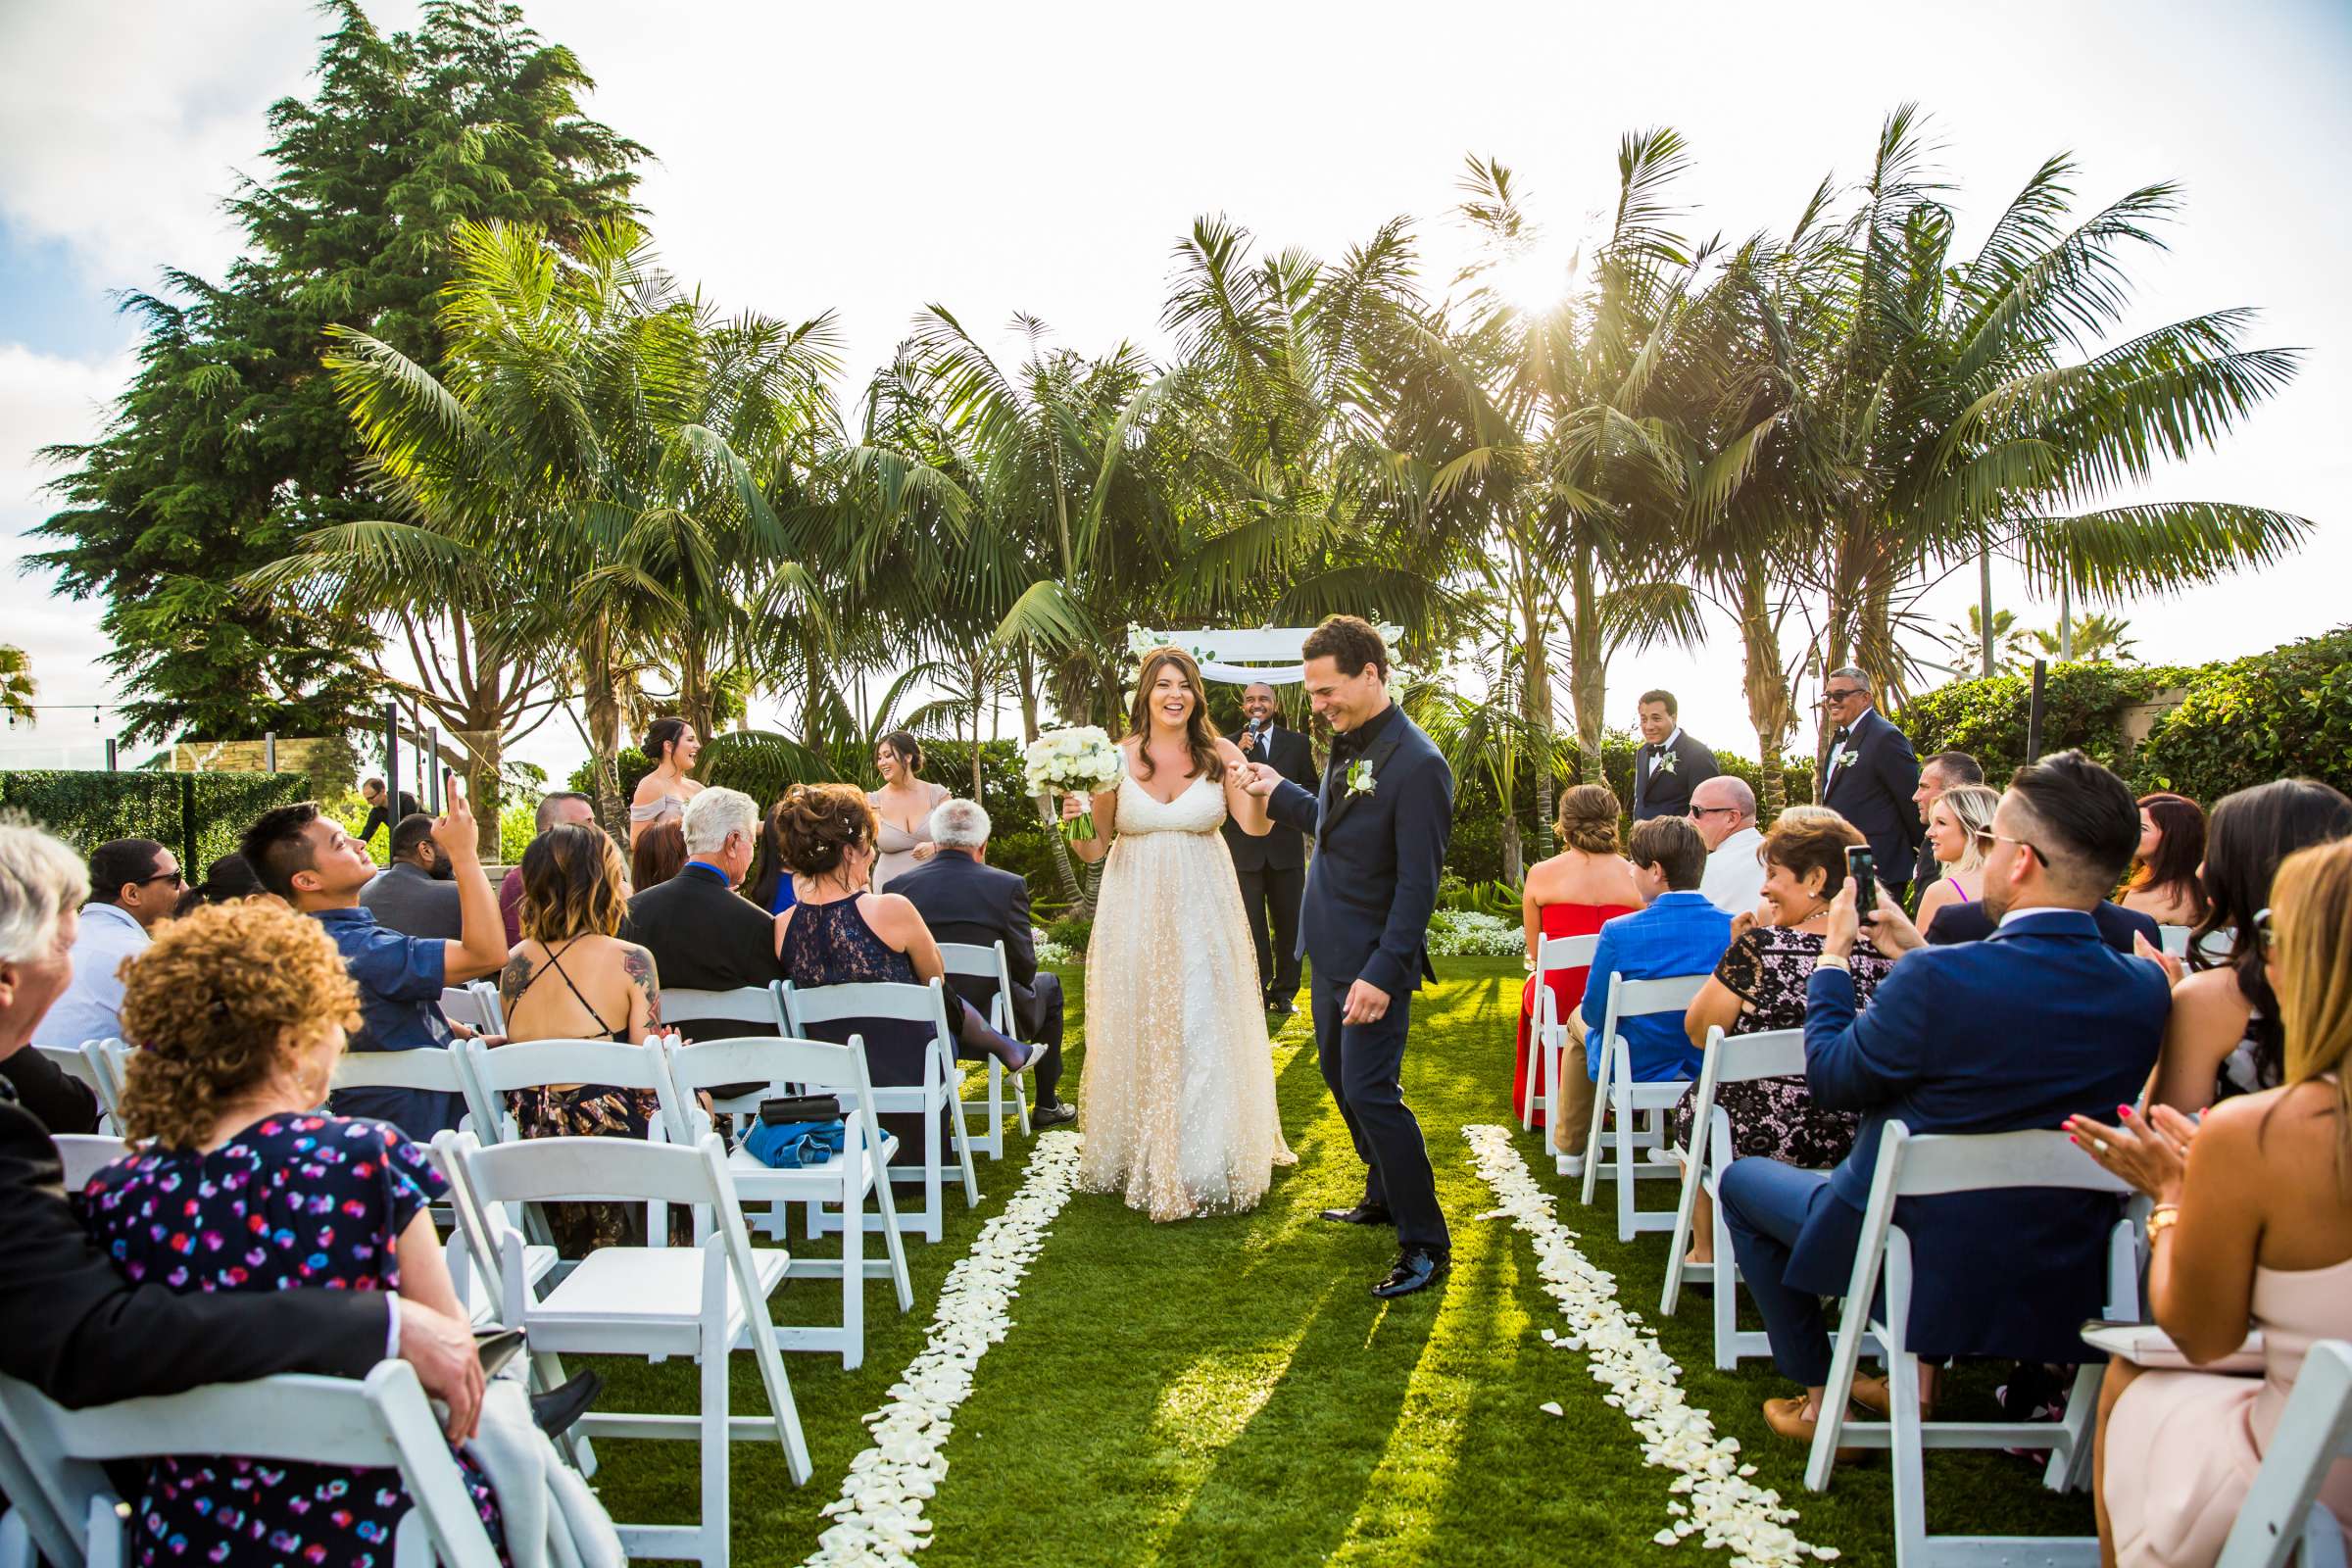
[2072,835,2352,1568]
[1513,784,1639,1138]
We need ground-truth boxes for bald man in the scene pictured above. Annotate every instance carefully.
[1690,775,1766,913]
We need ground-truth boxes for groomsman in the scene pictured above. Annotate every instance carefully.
[1633,690,1720,821]
[1226,681,1317,1014]
[1816,665,1924,904]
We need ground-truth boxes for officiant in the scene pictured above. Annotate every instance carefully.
[1226,681,1317,1015]
[1633,689,1720,821]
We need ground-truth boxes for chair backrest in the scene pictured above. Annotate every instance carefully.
[1536,933,1600,978]
[439,984,495,1034]
[331,1043,474,1096]
[0,1362,502,1568]
[662,987,787,1029]
[933,941,1009,992]
[660,1035,879,1146]
[780,977,954,1040]
[90,1040,133,1111]
[33,1044,118,1114]
[1608,971,1711,1021]
[464,1035,673,1097]
[51,1135,130,1192]
[458,1128,725,1209]
[1708,1025,1808,1086]
[1884,1124,2137,1200]
[2218,1338,2352,1568]
[2156,923,2191,958]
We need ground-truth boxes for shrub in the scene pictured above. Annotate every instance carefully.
[2135,627,2352,803]
[1424,907,1523,957]
[1898,662,2194,784]
[1045,911,1094,954]
[0,769,307,870]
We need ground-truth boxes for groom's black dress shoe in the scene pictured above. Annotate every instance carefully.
[530,1369,604,1440]
[1371,1248,1448,1299]
[1318,1202,1395,1226]
[1030,1099,1078,1128]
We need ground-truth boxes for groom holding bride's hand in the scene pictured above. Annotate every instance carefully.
[1244,615,1454,1298]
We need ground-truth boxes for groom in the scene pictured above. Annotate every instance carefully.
[1246,615,1453,1298]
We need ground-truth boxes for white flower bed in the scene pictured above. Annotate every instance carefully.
[1426,907,1523,956]
[803,1130,1087,1566]
[1462,1124,1840,1567]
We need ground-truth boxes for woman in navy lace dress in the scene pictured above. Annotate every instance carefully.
[77,901,504,1568]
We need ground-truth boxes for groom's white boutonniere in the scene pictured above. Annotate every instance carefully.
[1655,751,1679,775]
[1347,759,1377,798]
[1836,747,1860,768]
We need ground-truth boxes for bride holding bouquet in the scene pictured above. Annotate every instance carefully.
[1052,645,1296,1220]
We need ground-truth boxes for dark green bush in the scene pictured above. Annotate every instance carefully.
[0,770,308,869]
[2135,627,2352,802]
[1897,662,2194,785]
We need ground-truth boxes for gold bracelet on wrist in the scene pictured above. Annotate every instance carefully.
[2147,1203,2180,1242]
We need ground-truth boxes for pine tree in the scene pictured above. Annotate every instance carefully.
[33,0,646,744]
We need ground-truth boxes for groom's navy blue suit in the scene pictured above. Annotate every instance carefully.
[1265,701,1453,1254]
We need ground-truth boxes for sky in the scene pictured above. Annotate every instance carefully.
[3,0,2347,777]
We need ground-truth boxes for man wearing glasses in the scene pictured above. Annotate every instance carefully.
[1814,666,1924,905]
[1690,775,1767,914]
[32,838,181,1050]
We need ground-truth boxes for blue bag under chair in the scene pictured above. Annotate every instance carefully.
[743,1118,848,1169]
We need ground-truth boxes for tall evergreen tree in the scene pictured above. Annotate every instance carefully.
[32,0,645,744]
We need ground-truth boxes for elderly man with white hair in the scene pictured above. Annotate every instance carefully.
[1690,775,1767,914]
[619,785,787,1040]
[891,797,1074,1126]
[0,820,488,1432]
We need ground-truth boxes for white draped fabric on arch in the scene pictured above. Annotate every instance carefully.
[1124,624,1404,686]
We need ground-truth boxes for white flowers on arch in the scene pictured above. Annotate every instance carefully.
[803,1130,1087,1566]
[1462,1124,1841,1567]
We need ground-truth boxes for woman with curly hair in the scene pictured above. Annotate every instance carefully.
[497,822,664,1251]
[1512,783,1641,1146]
[77,901,505,1568]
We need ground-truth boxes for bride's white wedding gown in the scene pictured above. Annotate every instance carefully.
[1078,769,1296,1220]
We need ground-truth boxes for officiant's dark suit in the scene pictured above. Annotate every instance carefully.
[1265,698,1454,1266]
[1817,680,1924,903]
[1225,716,1317,1009]
[891,848,1066,1112]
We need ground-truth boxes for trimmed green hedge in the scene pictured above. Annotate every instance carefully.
[0,770,310,870]
[1896,625,2352,802]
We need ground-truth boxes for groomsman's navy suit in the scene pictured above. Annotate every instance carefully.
[1632,729,1720,821]
[1717,907,2169,1384]
[1265,701,1453,1255]
[1225,720,1318,1006]
[1817,706,1924,899]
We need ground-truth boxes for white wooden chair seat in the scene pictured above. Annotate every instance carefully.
[533,1244,791,1347]
[723,1131,898,1185]
[50,1135,130,1193]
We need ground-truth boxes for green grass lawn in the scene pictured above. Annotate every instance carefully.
[582,956,2096,1565]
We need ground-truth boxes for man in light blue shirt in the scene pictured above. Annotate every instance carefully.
[33,838,181,1048]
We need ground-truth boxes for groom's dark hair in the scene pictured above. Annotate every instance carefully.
[1302,615,1388,681]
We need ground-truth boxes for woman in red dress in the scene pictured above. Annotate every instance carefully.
[1513,784,1641,1132]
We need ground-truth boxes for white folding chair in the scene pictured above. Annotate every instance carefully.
[1520,933,1599,1132]
[332,1043,502,1144]
[1579,971,1710,1240]
[2157,923,2192,959]
[934,940,1037,1159]
[1806,1122,2141,1566]
[2217,1338,2352,1568]
[450,1132,811,1566]
[89,1041,133,1121]
[658,987,791,1145]
[32,1044,120,1130]
[780,978,979,1243]
[0,1362,502,1568]
[461,1035,683,1253]
[660,1034,915,1368]
[437,980,505,1037]
[49,1135,129,1194]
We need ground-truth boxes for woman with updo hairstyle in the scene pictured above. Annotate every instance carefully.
[628,715,705,849]
[499,821,665,1250]
[1668,808,1895,1264]
[868,729,950,890]
[82,902,505,1566]
[1514,782,1642,1145]
[771,784,1042,1159]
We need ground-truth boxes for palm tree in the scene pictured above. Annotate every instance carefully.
[0,645,33,722]
[1942,605,2034,675]
[2030,611,2136,664]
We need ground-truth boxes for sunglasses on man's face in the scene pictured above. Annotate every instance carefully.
[1818,688,1864,706]
[1689,805,1739,819]
[141,868,186,889]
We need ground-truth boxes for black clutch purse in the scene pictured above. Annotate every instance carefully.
[758,1093,844,1126]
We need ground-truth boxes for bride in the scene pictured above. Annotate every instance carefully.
[1062,645,1297,1220]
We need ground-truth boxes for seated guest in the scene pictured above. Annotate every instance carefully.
[356,776,419,846]
[499,823,664,1250]
[361,812,464,940]
[769,785,1043,1162]
[892,798,1075,1127]
[34,837,180,1051]
[630,815,687,892]
[1719,750,2170,1446]
[241,794,507,1138]
[1691,775,1766,914]
[743,797,800,915]
[174,851,262,917]
[80,901,506,1565]
[1909,783,2001,936]
[620,786,785,1040]
[1560,817,1733,1174]
[1670,811,1893,1263]
[0,821,485,1434]
[2149,778,2352,1113]
[502,791,597,946]
[2121,792,2209,930]
[2081,835,2352,1568]
[1514,784,1640,1144]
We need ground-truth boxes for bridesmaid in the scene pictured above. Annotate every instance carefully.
[629,716,705,848]
[867,730,950,891]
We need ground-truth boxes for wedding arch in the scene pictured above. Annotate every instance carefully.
[1125,623,1404,686]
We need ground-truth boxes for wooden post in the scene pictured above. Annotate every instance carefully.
[2026,660,2048,761]
[264,731,277,772]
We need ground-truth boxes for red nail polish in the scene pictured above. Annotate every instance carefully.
[2118,1105,2133,1118]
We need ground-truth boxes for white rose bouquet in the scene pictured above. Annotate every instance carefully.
[1022,726,1124,843]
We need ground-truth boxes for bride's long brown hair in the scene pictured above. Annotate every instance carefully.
[1125,646,1225,784]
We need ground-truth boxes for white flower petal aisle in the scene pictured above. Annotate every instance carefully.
[1462,1124,1841,1567]
[804,1130,1087,1567]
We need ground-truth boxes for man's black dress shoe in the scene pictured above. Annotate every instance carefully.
[1030,1099,1078,1129]
[1371,1248,1447,1298]
[1318,1202,1395,1226]
[530,1369,603,1440]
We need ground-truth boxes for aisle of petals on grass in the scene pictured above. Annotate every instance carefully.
[804,1129,1086,1567]
[1463,1124,1839,1567]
